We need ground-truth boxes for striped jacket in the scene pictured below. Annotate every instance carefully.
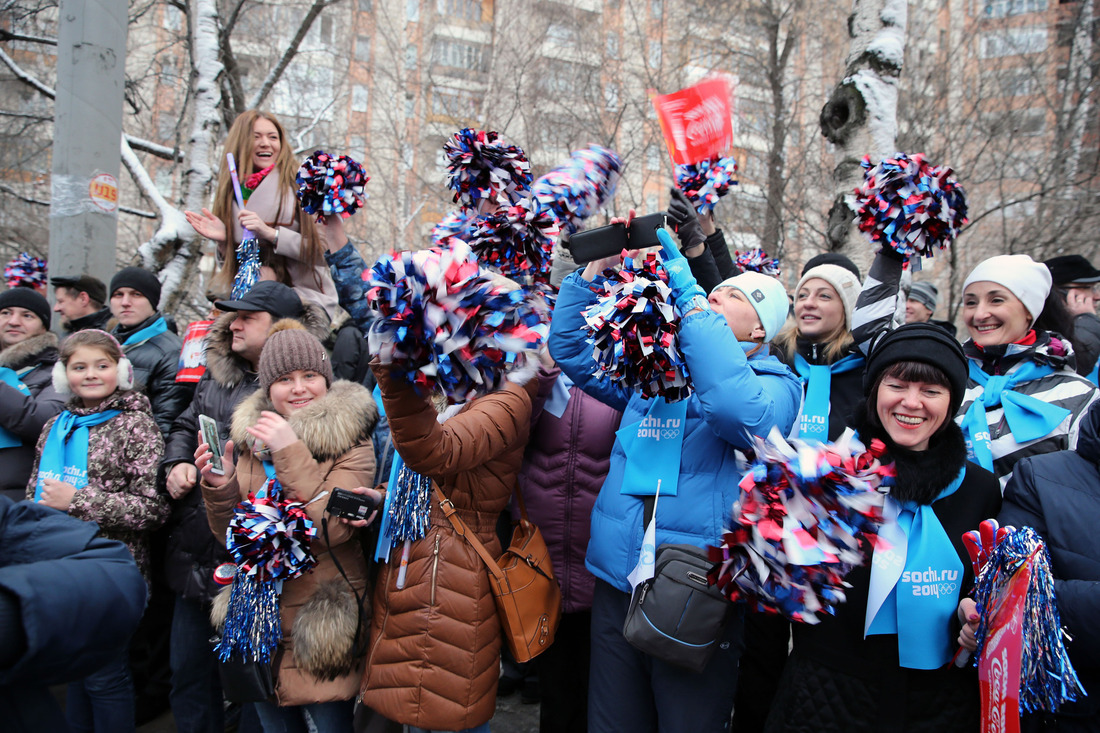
[957,336,1098,490]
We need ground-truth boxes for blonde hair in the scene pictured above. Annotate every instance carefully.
[772,316,854,364]
[212,110,323,296]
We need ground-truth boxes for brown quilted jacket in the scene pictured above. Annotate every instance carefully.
[361,366,536,730]
[202,381,377,707]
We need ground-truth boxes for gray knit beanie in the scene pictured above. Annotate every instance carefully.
[259,319,333,394]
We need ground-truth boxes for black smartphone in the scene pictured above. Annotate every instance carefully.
[567,212,668,263]
[326,488,380,521]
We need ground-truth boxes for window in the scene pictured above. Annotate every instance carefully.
[352,84,370,112]
[431,86,478,120]
[406,43,418,70]
[651,0,663,19]
[355,34,371,62]
[980,67,1039,96]
[407,0,419,21]
[606,33,619,59]
[358,0,372,10]
[603,82,620,110]
[320,15,334,44]
[547,23,579,49]
[647,40,661,68]
[162,5,182,30]
[405,95,415,118]
[984,0,1048,17]
[437,0,481,21]
[646,144,661,171]
[348,135,366,163]
[402,143,414,170]
[979,27,1047,58]
[432,38,488,71]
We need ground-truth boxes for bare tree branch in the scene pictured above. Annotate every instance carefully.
[0,46,56,98]
[0,30,56,45]
[247,0,333,111]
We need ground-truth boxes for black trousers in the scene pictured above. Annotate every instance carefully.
[536,610,591,733]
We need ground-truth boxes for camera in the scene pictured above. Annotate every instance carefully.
[566,211,668,263]
[325,488,380,521]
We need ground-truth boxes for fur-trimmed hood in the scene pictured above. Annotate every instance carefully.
[230,379,378,462]
[0,331,58,370]
[205,303,332,389]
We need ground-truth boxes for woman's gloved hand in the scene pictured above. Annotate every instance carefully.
[657,229,707,313]
[667,187,706,252]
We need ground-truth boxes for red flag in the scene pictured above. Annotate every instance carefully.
[651,78,734,165]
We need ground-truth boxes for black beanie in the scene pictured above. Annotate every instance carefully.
[0,286,51,329]
[863,323,968,417]
[110,267,161,308]
[801,252,862,281]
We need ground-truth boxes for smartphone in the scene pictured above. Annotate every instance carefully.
[567,212,668,263]
[198,414,225,476]
[326,488,380,521]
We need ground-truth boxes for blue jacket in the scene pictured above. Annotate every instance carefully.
[1000,401,1100,731]
[549,271,801,592]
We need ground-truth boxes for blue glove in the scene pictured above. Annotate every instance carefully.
[658,228,707,307]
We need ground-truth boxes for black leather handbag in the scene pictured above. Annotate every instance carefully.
[217,658,275,703]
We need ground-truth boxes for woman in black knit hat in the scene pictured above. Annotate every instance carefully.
[765,323,1002,733]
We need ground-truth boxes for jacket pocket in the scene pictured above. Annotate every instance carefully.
[430,533,441,606]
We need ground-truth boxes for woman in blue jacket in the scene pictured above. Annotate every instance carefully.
[548,232,801,733]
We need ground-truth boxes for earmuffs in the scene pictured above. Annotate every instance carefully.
[52,330,136,395]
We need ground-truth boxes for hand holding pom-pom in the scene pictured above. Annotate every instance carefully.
[675,155,739,216]
[296,151,369,222]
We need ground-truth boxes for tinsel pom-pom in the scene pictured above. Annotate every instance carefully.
[444,128,532,211]
[854,152,968,262]
[231,237,262,300]
[364,239,550,403]
[708,429,890,624]
[581,250,691,401]
[216,574,282,664]
[467,204,560,286]
[431,209,482,245]
[735,248,781,278]
[296,150,369,221]
[971,525,1085,714]
[4,252,47,289]
[675,155,739,215]
[530,145,622,234]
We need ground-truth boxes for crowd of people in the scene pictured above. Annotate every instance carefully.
[2,108,1099,733]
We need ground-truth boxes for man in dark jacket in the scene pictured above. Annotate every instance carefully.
[109,267,194,437]
[997,400,1100,732]
[0,288,65,502]
[51,273,112,334]
[1045,254,1100,380]
[160,280,328,733]
[0,495,147,733]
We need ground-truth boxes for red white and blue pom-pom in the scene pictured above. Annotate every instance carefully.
[582,249,691,401]
[431,209,481,246]
[675,155,739,215]
[364,239,550,403]
[296,150,369,221]
[735,248,781,278]
[467,204,560,286]
[4,252,47,290]
[708,429,889,624]
[444,128,532,211]
[530,145,622,235]
[217,478,318,664]
[854,152,967,263]
[968,523,1085,714]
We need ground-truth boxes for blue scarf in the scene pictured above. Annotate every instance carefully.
[792,352,864,443]
[0,366,31,449]
[865,467,966,669]
[960,360,1071,472]
[119,316,168,349]
[617,398,688,496]
[34,408,122,500]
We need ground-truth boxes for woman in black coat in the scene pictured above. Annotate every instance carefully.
[765,323,1002,733]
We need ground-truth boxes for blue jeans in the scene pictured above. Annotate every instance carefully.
[409,725,491,733]
[65,651,135,733]
[169,595,225,733]
[254,699,354,733]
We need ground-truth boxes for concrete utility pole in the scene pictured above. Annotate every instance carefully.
[47,0,127,292]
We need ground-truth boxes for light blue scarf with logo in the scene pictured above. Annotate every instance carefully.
[960,360,1070,472]
[865,467,965,669]
[792,352,864,443]
[34,409,122,500]
[616,398,688,496]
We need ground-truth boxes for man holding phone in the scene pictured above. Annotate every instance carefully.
[159,281,329,733]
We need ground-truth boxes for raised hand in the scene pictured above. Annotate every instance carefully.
[184,208,228,243]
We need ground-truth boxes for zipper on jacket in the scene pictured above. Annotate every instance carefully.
[430,534,440,606]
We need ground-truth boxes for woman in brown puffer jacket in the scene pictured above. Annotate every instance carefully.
[360,363,537,733]
[198,321,377,732]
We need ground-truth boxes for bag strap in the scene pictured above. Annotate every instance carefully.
[432,485,505,582]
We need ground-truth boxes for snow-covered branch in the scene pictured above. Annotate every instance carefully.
[125,134,185,162]
[0,46,56,98]
[0,30,57,45]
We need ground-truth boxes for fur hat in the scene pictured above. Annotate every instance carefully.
[258,319,333,394]
[0,286,51,330]
[796,264,862,329]
[110,267,162,308]
[52,329,135,395]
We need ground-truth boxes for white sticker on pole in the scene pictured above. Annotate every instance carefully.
[89,173,119,213]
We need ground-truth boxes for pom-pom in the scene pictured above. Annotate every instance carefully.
[431,209,481,246]
[582,249,691,401]
[970,524,1085,714]
[466,204,560,286]
[530,145,622,235]
[364,239,550,403]
[735,248,781,278]
[675,155,739,215]
[231,237,262,300]
[444,128,532,211]
[4,252,47,290]
[708,429,890,624]
[854,152,967,262]
[296,150,369,221]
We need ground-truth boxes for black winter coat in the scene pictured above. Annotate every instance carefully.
[113,313,193,437]
[766,423,1002,733]
[999,401,1100,732]
[62,307,112,336]
[0,333,64,501]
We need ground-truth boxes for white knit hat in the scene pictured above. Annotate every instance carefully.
[796,264,861,329]
[963,254,1052,326]
[713,272,791,343]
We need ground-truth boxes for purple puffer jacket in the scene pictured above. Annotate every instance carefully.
[518,367,622,613]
